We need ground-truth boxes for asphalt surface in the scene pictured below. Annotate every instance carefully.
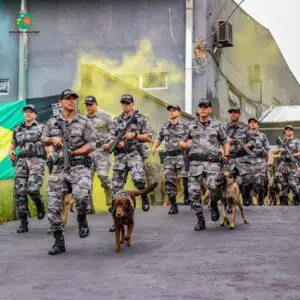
[0,206,299,300]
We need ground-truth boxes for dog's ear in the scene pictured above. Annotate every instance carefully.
[126,199,134,214]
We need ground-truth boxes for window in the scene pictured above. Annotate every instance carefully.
[245,101,257,116]
[140,72,168,90]
[228,89,241,107]
[0,79,9,95]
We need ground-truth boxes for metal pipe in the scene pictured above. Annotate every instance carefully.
[18,0,28,101]
[185,0,193,114]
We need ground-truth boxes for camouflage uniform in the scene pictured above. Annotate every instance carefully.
[42,112,96,232]
[157,120,189,212]
[108,111,152,209]
[87,109,113,207]
[184,118,229,227]
[223,122,255,206]
[277,137,300,205]
[12,121,46,223]
[250,131,270,205]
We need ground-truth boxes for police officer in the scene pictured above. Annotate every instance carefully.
[151,105,189,214]
[9,104,46,233]
[180,99,230,231]
[42,89,96,255]
[223,106,255,207]
[103,94,152,212]
[248,117,273,205]
[85,95,113,212]
[274,125,300,205]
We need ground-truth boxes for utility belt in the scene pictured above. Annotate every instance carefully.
[96,142,104,148]
[115,143,148,160]
[18,150,46,159]
[165,150,185,157]
[189,153,221,163]
[54,156,92,168]
[230,152,247,158]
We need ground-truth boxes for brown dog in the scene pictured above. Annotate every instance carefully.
[267,166,281,206]
[112,183,158,253]
[220,171,249,229]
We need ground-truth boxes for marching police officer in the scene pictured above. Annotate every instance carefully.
[85,95,113,212]
[103,94,152,212]
[180,99,230,231]
[274,125,300,205]
[248,117,273,205]
[9,104,46,233]
[151,105,189,214]
[42,89,96,255]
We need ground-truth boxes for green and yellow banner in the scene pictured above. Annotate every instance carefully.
[0,100,26,180]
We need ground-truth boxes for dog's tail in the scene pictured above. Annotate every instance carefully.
[128,182,158,197]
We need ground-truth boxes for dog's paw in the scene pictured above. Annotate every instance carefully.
[244,220,249,224]
[115,247,122,253]
[229,225,235,230]
[126,240,131,247]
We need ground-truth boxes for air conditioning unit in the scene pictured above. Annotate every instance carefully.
[215,21,233,48]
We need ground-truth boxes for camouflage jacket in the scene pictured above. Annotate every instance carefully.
[278,137,300,162]
[108,111,152,152]
[157,120,188,152]
[184,118,229,158]
[250,131,270,158]
[12,121,46,158]
[87,109,113,149]
[42,112,96,160]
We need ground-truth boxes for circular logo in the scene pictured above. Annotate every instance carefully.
[16,12,33,30]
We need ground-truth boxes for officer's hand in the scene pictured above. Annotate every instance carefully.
[279,148,285,153]
[123,132,136,140]
[52,137,63,148]
[9,149,16,161]
[117,141,124,149]
[237,145,242,152]
[223,155,229,164]
[186,140,193,148]
[103,143,110,151]
[229,138,236,145]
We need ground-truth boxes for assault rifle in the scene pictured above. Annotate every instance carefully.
[58,121,71,170]
[225,128,256,159]
[277,136,298,165]
[108,110,138,154]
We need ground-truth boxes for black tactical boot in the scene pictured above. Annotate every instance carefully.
[183,178,190,205]
[293,194,300,206]
[141,194,150,212]
[242,186,252,206]
[77,214,90,238]
[48,230,66,255]
[32,196,45,220]
[279,195,288,206]
[194,213,206,231]
[16,213,28,233]
[168,196,178,215]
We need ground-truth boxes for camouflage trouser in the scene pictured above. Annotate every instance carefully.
[163,155,185,199]
[188,162,221,217]
[47,164,92,232]
[91,149,112,205]
[112,151,146,197]
[278,162,299,198]
[14,157,45,218]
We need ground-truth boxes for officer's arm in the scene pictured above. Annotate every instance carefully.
[294,140,300,157]
[179,128,192,149]
[152,128,164,151]
[137,117,152,143]
[218,125,230,156]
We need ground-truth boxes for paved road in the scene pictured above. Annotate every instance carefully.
[0,206,299,300]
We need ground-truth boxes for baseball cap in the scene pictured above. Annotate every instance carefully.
[248,117,259,123]
[85,95,97,104]
[198,98,212,107]
[167,105,181,111]
[60,89,78,100]
[120,94,134,104]
[23,104,37,113]
[284,125,294,131]
[228,106,241,113]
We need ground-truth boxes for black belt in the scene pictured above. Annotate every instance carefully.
[96,142,103,148]
[230,152,247,158]
[54,157,92,167]
[18,151,45,159]
[115,147,136,155]
[189,153,220,163]
[165,150,184,157]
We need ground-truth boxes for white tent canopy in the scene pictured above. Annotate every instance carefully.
[259,106,300,123]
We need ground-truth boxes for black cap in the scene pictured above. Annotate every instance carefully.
[60,89,78,100]
[167,105,181,111]
[228,106,241,113]
[248,117,259,123]
[198,98,212,107]
[23,104,37,113]
[85,95,97,104]
[284,125,294,131]
[120,94,134,104]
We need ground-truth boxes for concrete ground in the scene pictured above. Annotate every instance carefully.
[0,206,299,300]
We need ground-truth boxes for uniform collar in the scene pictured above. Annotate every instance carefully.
[87,109,100,119]
[22,120,38,127]
[57,111,80,123]
[196,117,211,125]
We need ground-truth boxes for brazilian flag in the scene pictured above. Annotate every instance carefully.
[0,100,26,180]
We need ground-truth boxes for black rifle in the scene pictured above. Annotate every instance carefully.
[225,128,256,159]
[58,121,71,170]
[108,110,139,154]
[277,137,298,165]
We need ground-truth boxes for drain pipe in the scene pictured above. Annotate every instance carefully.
[18,0,28,101]
[185,0,193,114]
